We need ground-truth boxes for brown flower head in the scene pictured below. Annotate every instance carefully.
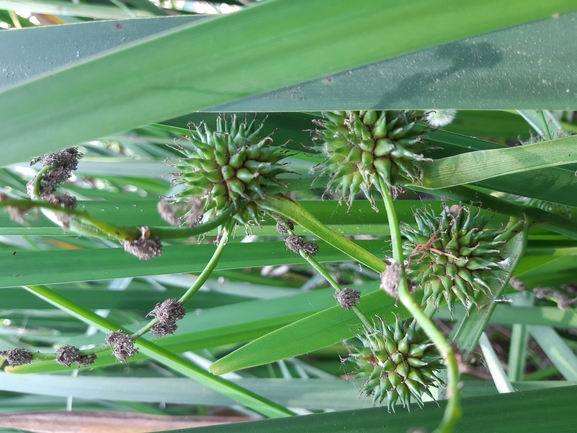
[334,288,361,310]
[146,299,186,324]
[275,219,294,234]
[105,330,139,362]
[123,226,162,260]
[0,348,33,367]
[55,345,97,367]
[150,321,178,338]
[30,147,82,195]
[302,241,319,257]
[285,235,304,254]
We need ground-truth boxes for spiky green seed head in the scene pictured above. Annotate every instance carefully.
[348,316,444,411]
[167,115,291,225]
[403,204,517,311]
[313,111,429,209]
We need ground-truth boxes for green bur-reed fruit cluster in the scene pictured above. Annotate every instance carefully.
[313,110,429,209]
[348,316,444,411]
[168,115,291,225]
[403,204,518,311]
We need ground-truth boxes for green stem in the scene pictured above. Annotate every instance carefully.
[149,205,238,240]
[0,198,237,241]
[259,195,385,273]
[377,178,461,433]
[28,165,55,199]
[21,284,295,418]
[132,227,230,339]
[274,215,374,329]
[298,247,373,329]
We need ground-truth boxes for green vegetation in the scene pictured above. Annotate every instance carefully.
[1,2,577,433]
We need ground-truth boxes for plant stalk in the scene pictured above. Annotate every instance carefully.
[377,177,461,433]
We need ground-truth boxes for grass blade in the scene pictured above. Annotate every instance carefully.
[479,332,515,393]
[1,1,575,164]
[209,286,405,375]
[421,135,577,189]
[165,385,577,433]
[528,325,577,381]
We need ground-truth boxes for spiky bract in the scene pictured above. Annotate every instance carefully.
[348,316,443,411]
[403,204,516,310]
[168,115,290,225]
[313,111,428,209]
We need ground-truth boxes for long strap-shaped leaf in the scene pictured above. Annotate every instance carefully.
[183,385,577,433]
[1,0,576,164]
[420,135,577,189]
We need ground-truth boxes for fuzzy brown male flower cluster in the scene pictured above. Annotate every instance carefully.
[123,226,163,260]
[146,298,186,337]
[285,235,319,257]
[0,348,33,367]
[55,345,97,367]
[334,288,361,310]
[30,147,82,196]
[22,147,83,229]
[106,330,139,362]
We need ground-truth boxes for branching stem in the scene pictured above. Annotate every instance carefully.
[0,198,237,241]
[133,226,230,339]
[273,215,373,329]
[377,177,461,433]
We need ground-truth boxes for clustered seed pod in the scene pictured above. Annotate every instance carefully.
[30,147,83,196]
[0,348,33,367]
[334,288,361,310]
[167,115,291,226]
[348,316,444,411]
[24,148,82,230]
[123,226,163,260]
[302,241,319,257]
[105,330,139,362]
[285,234,304,254]
[313,111,429,209]
[275,219,294,235]
[55,345,97,367]
[146,298,186,337]
[403,204,520,310]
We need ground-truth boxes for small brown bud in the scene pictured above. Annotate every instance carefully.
[276,221,288,234]
[334,288,361,310]
[0,348,33,367]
